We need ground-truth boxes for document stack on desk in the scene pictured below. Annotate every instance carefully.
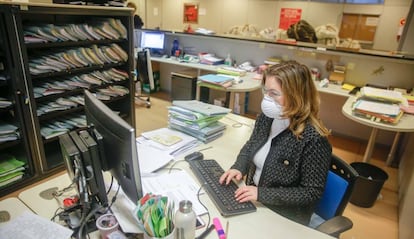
[140,127,199,157]
[198,74,235,88]
[352,86,408,124]
[167,100,229,143]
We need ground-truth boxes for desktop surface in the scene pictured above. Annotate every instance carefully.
[16,114,334,239]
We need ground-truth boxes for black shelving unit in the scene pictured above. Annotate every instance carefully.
[0,3,135,197]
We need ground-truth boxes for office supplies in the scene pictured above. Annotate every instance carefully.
[188,159,256,216]
[213,217,226,239]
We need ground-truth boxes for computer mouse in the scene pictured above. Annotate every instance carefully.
[185,151,204,162]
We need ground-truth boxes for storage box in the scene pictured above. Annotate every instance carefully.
[171,70,198,100]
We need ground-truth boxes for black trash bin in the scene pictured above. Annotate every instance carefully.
[350,162,389,208]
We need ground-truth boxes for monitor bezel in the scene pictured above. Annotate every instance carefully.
[84,90,143,204]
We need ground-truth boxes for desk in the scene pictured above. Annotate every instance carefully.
[342,97,414,165]
[151,57,262,115]
[17,113,333,239]
[0,197,33,225]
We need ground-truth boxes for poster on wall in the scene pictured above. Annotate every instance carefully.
[279,8,302,30]
[184,4,199,24]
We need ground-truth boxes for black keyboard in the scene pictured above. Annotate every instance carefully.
[188,159,256,217]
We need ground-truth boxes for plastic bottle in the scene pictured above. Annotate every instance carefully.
[171,38,179,57]
[224,53,232,66]
[175,200,196,239]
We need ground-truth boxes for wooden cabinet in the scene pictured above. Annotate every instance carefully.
[0,3,135,197]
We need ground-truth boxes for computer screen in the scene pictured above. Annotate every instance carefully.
[140,31,165,50]
[84,90,143,204]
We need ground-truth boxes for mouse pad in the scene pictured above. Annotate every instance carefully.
[39,187,58,200]
[0,210,10,223]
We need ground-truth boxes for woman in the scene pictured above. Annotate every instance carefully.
[219,61,332,225]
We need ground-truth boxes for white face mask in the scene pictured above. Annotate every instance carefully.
[261,95,283,119]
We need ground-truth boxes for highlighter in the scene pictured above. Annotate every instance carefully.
[213,217,226,239]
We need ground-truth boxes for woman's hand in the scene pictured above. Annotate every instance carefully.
[219,169,242,185]
[235,186,258,202]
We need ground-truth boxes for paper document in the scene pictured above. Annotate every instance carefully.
[136,139,174,173]
[142,171,207,216]
[140,128,199,157]
[0,211,73,239]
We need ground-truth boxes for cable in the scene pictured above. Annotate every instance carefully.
[77,204,104,239]
[196,183,211,231]
[168,159,185,174]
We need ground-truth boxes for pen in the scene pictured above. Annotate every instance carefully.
[213,217,226,239]
[196,224,215,239]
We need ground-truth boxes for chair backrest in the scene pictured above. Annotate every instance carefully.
[315,154,358,220]
[136,48,155,90]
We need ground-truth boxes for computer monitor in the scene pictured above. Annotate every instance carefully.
[84,90,143,204]
[137,48,155,90]
[139,31,165,51]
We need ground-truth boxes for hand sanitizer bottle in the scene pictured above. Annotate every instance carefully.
[225,54,232,66]
[175,200,196,239]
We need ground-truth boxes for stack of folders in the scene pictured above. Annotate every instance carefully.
[199,53,224,65]
[167,100,230,143]
[0,155,25,187]
[33,68,128,98]
[352,87,408,124]
[24,18,127,43]
[0,97,13,109]
[0,121,20,143]
[216,66,247,76]
[29,43,128,75]
[40,114,86,139]
[198,74,235,88]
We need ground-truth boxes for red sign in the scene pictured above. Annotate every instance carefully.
[279,8,302,30]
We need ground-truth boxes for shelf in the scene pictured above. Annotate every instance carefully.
[25,38,126,49]
[0,139,21,151]
[30,62,126,80]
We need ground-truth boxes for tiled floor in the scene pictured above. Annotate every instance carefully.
[139,93,398,239]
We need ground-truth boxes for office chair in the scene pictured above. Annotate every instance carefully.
[135,48,155,108]
[310,154,358,238]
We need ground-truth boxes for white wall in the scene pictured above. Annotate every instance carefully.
[144,0,411,52]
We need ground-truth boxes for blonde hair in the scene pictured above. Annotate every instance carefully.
[263,61,330,138]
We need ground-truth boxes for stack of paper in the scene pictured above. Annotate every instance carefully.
[198,74,234,88]
[29,44,128,75]
[167,101,228,143]
[0,122,20,143]
[0,155,25,187]
[352,86,409,124]
[352,99,403,124]
[23,18,127,43]
[0,97,12,108]
[40,114,86,139]
[140,128,199,157]
[360,86,408,105]
[216,66,247,76]
[199,53,224,65]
